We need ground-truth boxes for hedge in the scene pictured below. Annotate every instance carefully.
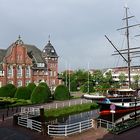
[31,85,50,104]
[14,87,31,100]
[0,84,17,98]
[27,83,36,93]
[38,82,51,97]
[54,85,70,100]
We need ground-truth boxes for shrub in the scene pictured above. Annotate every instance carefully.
[14,87,31,100]
[0,84,17,98]
[38,82,51,97]
[54,85,70,100]
[31,85,50,104]
[27,83,36,93]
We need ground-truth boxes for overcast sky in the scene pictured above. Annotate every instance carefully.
[1,0,140,72]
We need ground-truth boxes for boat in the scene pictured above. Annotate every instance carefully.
[84,6,140,115]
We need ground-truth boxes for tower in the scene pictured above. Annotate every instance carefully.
[42,40,59,89]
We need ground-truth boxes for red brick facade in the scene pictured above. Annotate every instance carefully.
[0,37,60,88]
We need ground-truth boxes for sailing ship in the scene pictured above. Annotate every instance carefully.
[84,6,140,115]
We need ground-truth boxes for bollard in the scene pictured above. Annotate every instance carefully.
[2,114,4,121]
[40,107,46,135]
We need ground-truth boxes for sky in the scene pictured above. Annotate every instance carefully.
[0,0,140,72]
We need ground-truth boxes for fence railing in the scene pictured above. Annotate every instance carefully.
[45,99,92,110]
[48,119,94,136]
[18,117,42,132]
[97,119,115,129]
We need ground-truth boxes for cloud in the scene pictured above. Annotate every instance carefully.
[0,0,140,71]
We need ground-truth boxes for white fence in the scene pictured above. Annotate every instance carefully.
[48,119,94,136]
[20,107,40,118]
[98,119,115,129]
[18,117,42,132]
[45,99,92,110]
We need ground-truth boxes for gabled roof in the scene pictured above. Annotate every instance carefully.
[0,49,7,63]
[43,40,58,58]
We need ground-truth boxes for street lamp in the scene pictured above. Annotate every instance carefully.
[134,96,137,121]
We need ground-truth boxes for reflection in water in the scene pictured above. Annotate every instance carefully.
[100,110,140,124]
[46,110,99,125]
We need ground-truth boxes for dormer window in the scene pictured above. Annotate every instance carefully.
[51,49,54,53]
[37,63,45,67]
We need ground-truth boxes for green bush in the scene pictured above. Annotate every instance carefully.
[54,85,70,100]
[14,87,31,100]
[38,82,51,97]
[0,84,17,98]
[31,85,50,104]
[27,83,36,93]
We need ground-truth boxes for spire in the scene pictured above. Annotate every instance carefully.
[15,35,24,45]
[48,34,51,43]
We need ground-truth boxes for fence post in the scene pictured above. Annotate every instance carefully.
[65,125,67,136]
[56,103,57,109]
[40,107,46,135]
[47,125,50,135]
[107,121,108,129]
[79,122,81,132]
[81,99,82,104]
[69,101,71,107]
[63,102,64,107]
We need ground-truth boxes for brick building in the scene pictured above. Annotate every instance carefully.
[0,36,61,88]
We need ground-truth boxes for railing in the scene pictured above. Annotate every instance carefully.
[19,107,40,119]
[48,119,94,136]
[18,117,42,132]
[98,119,115,129]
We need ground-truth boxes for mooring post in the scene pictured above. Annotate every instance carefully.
[40,106,46,135]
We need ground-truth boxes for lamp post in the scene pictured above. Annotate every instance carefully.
[134,96,137,121]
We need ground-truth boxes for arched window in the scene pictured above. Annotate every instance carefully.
[8,80,13,84]
[7,65,13,77]
[17,80,22,87]
[26,66,31,78]
[25,80,30,86]
[17,65,22,78]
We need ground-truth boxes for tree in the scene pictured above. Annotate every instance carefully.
[80,81,93,93]
[54,85,70,100]
[118,73,126,87]
[31,85,50,104]
[14,87,31,100]
[132,75,140,89]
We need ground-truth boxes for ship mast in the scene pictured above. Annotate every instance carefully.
[105,6,140,88]
[125,6,131,88]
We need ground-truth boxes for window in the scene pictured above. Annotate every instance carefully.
[37,63,45,67]
[7,65,13,77]
[17,65,22,78]
[8,80,13,84]
[17,80,22,87]
[26,66,31,78]
[25,80,30,86]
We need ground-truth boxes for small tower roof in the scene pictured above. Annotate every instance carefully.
[43,40,58,58]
